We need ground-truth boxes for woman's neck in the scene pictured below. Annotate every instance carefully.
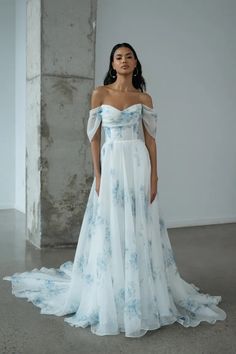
[110,75,135,92]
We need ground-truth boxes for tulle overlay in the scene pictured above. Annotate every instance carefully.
[3,104,226,337]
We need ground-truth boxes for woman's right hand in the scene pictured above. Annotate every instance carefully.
[95,175,101,196]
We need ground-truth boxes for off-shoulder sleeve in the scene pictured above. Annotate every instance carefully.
[87,106,102,142]
[142,104,158,140]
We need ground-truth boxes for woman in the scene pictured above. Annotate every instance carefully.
[3,42,226,338]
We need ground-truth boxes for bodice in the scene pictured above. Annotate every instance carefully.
[102,104,142,142]
[87,103,158,143]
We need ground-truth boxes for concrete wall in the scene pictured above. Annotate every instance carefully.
[95,0,236,227]
[0,0,15,209]
[25,0,41,246]
[26,0,97,247]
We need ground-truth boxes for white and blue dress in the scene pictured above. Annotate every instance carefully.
[3,103,226,337]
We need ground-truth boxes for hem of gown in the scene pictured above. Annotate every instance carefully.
[3,273,227,338]
[62,296,226,338]
[63,310,226,338]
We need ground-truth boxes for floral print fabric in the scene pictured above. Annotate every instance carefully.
[3,104,226,337]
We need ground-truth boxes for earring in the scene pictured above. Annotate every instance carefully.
[109,68,117,78]
[133,67,138,77]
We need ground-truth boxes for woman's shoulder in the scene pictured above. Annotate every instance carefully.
[92,85,110,95]
[139,91,153,108]
[90,86,107,108]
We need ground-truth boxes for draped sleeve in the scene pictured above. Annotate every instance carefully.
[142,104,158,141]
[87,106,102,142]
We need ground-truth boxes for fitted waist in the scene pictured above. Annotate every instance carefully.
[103,124,140,142]
[104,138,143,144]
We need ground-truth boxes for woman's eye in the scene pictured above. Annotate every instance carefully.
[116,56,132,60]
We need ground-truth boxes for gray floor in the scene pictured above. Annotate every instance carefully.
[0,209,235,354]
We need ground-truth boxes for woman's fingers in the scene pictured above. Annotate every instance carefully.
[95,184,100,196]
[150,185,158,203]
[150,192,157,203]
[95,175,101,196]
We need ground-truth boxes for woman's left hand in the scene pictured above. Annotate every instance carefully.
[150,175,158,203]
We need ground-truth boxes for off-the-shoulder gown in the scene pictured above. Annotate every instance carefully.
[3,103,226,337]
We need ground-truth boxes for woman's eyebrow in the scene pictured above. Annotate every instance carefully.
[115,52,133,56]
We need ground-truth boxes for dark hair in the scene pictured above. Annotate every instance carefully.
[103,42,146,92]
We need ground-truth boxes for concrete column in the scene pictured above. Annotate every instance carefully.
[26,0,97,248]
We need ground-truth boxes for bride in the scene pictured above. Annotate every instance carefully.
[3,42,226,338]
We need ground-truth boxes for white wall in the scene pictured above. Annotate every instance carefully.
[0,0,15,209]
[95,0,236,227]
[0,0,26,213]
[15,0,26,213]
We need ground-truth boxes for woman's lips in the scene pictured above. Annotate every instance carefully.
[121,65,129,68]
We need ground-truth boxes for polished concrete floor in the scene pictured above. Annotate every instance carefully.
[0,209,235,354]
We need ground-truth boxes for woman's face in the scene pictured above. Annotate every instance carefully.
[112,47,137,76]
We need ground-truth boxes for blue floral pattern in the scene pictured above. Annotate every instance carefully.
[3,104,226,337]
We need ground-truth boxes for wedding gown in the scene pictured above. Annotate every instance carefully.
[3,103,226,338]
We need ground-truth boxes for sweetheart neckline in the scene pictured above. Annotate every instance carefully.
[101,103,142,112]
[89,103,154,113]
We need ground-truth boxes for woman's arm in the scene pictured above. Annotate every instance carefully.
[91,126,101,178]
[90,88,103,195]
[141,93,158,203]
[143,125,158,203]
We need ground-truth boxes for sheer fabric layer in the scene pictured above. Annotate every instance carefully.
[4,103,226,337]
